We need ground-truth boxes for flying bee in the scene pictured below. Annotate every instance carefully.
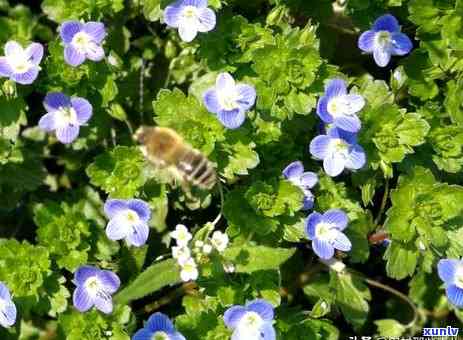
[134,126,217,190]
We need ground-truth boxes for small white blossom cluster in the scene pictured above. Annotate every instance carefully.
[170,225,230,282]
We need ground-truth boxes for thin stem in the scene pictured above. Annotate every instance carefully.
[211,181,224,227]
[142,282,198,314]
[374,179,389,226]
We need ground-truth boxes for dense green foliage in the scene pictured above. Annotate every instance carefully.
[1,0,463,339]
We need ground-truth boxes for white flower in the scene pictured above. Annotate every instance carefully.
[320,258,346,273]
[180,258,199,282]
[194,240,204,248]
[170,224,192,246]
[223,262,235,273]
[172,246,191,265]
[202,244,213,254]
[211,231,229,252]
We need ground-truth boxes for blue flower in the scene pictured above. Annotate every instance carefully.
[133,312,186,340]
[438,259,463,307]
[224,299,276,340]
[309,127,366,177]
[104,199,151,247]
[72,265,120,314]
[60,21,106,67]
[0,282,16,328]
[0,41,43,85]
[305,209,352,260]
[282,161,318,210]
[38,92,93,144]
[316,79,365,133]
[164,0,216,42]
[203,72,256,129]
[358,14,413,67]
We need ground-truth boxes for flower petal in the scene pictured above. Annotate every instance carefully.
[323,209,348,230]
[38,112,59,132]
[55,125,80,144]
[25,43,44,65]
[373,14,400,33]
[146,312,175,333]
[358,30,376,52]
[11,67,39,85]
[197,7,216,32]
[203,88,221,113]
[282,161,304,180]
[71,97,93,124]
[132,328,154,340]
[217,109,246,129]
[305,212,323,240]
[323,152,346,177]
[93,294,113,314]
[316,95,333,123]
[183,0,207,7]
[4,41,23,57]
[97,270,120,294]
[260,322,276,340]
[246,299,274,321]
[391,32,413,56]
[170,333,187,340]
[85,42,105,61]
[60,21,83,43]
[0,301,16,327]
[302,193,314,210]
[83,22,106,43]
[325,78,347,99]
[74,265,99,285]
[0,57,12,77]
[299,172,318,188]
[127,222,150,247]
[164,4,183,28]
[346,144,366,170]
[128,199,151,222]
[446,285,463,307]
[313,238,335,260]
[178,23,198,42]
[216,72,236,92]
[236,84,256,111]
[0,282,11,301]
[373,46,392,67]
[104,199,129,218]
[309,135,332,160]
[73,286,94,312]
[106,216,130,241]
[333,115,361,133]
[223,306,247,329]
[438,259,459,283]
[331,230,352,252]
[64,45,86,67]
[44,92,71,112]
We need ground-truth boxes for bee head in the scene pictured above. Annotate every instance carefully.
[133,126,150,145]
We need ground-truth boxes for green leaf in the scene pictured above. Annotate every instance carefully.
[384,242,418,280]
[223,245,295,273]
[375,319,406,337]
[114,259,181,305]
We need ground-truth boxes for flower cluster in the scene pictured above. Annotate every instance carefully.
[170,224,229,282]
[224,299,276,340]
[282,161,318,210]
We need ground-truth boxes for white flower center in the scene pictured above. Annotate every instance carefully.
[327,96,356,118]
[84,276,102,297]
[218,89,240,111]
[375,31,391,48]
[455,265,463,289]
[152,331,169,340]
[71,31,93,54]
[182,5,199,20]
[315,222,337,242]
[55,106,78,127]
[328,138,349,159]
[237,312,264,337]
[8,49,32,74]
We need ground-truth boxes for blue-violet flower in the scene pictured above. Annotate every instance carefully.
[309,127,366,177]
[104,199,151,247]
[203,72,256,129]
[438,258,463,307]
[164,0,216,42]
[316,79,365,133]
[224,299,276,340]
[358,14,413,67]
[305,209,352,260]
[0,282,16,328]
[0,41,43,85]
[133,312,186,340]
[72,265,120,314]
[60,21,106,67]
[38,92,93,144]
[282,161,318,210]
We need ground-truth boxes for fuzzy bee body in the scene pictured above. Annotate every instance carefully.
[134,126,217,190]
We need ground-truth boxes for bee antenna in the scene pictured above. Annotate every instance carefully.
[211,181,224,227]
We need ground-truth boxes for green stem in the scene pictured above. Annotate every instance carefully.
[374,179,389,226]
